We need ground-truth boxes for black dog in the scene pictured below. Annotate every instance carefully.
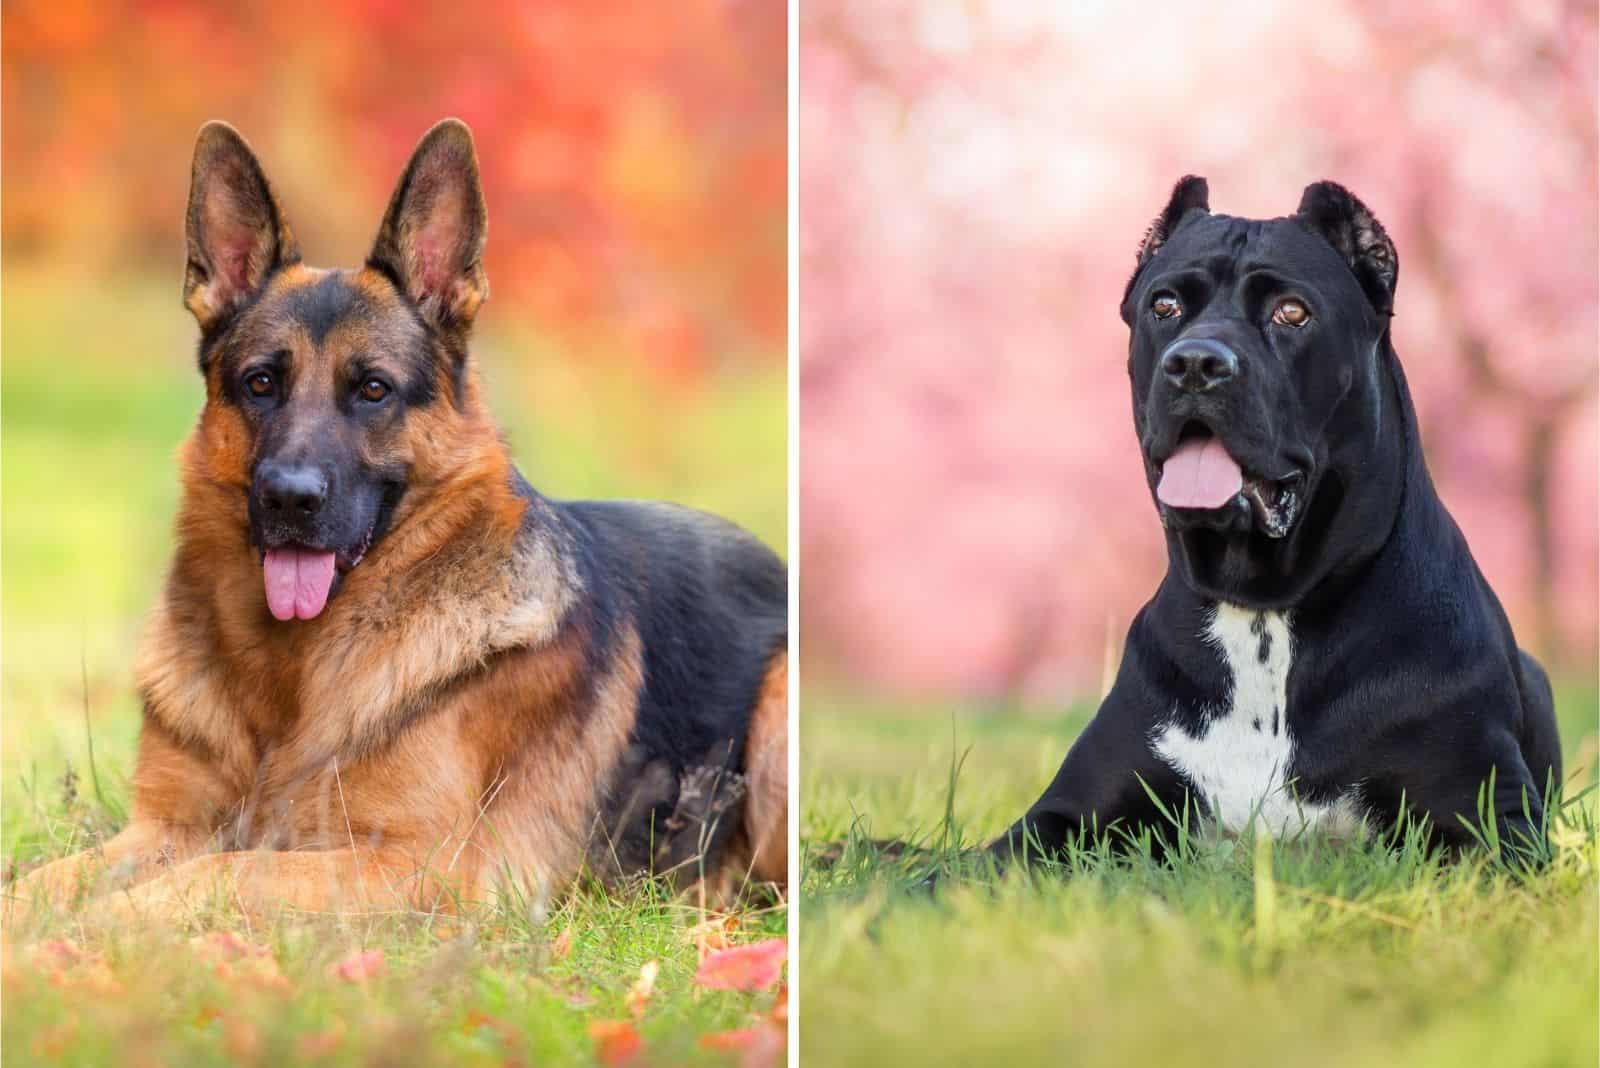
[992,178,1561,867]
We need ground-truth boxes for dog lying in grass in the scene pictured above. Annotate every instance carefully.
[988,178,1559,871]
[6,120,787,924]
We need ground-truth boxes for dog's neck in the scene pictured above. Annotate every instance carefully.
[1296,337,1418,604]
[1163,335,1413,611]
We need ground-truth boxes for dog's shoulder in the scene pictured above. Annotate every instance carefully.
[555,495,785,607]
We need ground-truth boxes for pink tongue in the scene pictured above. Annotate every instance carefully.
[1157,437,1244,509]
[262,547,338,621]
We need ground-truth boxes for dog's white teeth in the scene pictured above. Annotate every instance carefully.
[1243,482,1294,539]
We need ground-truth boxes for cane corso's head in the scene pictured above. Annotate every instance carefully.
[182,120,490,621]
[1120,177,1402,606]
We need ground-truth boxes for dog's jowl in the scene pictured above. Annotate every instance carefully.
[7,120,787,919]
[993,177,1560,866]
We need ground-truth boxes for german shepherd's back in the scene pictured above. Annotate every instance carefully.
[5,119,786,922]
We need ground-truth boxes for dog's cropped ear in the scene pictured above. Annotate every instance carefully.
[1122,176,1209,317]
[1296,181,1398,313]
[1135,175,1210,267]
[367,119,489,332]
[184,122,300,333]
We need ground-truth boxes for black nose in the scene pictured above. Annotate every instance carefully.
[256,462,327,517]
[1161,338,1239,393]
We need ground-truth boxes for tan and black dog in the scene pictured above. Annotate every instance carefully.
[7,119,787,920]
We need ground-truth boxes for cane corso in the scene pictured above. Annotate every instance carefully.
[991,178,1560,868]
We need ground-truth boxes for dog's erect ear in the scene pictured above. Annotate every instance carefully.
[1296,181,1398,313]
[184,122,300,332]
[367,119,489,331]
[1135,175,1210,267]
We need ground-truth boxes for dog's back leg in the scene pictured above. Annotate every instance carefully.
[1516,648,1562,798]
[742,651,788,885]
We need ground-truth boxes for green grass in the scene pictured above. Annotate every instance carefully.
[1,271,787,1065]
[4,875,785,1065]
[800,688,1600,1068]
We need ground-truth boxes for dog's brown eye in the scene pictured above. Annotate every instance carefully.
[1272,299,1311,327]
[245,371,275,398]
[359,378,390,403]
[1152,294,1182,320]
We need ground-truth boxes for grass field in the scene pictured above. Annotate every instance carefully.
[1,271,788,1065]
[800,689,1600,1067]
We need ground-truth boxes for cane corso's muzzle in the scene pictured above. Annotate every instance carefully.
[1143,333,1312,540]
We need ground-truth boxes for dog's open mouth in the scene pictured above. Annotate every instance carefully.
[259,531,371,622]
[1156,425,1304,539]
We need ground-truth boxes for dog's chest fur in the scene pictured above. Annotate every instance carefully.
[1152,603,1362,835]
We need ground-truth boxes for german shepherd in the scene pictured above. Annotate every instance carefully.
[6,120,787,921]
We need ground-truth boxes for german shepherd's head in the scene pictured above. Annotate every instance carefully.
[181,120,506,622]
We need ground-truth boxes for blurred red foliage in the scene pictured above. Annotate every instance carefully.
[2,0,786,376]
[801,1,1597,696]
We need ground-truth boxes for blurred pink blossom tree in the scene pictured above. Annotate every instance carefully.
[801,1,1597,698]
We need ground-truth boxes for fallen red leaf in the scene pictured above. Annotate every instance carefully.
[588,1019,643,1065]
[28,939,121,994]
[625,960,659,1018]
[694,939,786,993]
[191,931,267,962]
[699,1026,784,1068]
[191,931,290,992]
[330,948,385,982]
[550,927,574,962]
[29,939,86,970]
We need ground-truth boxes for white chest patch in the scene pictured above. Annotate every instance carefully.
[1152,604,1363,836]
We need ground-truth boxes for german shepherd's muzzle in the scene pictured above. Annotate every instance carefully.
[242,357,405,620]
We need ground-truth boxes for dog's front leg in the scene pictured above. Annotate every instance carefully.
[7,710,252,924]
[984,681,1191,875]
[95,845,470,924]
[4,819,210,923]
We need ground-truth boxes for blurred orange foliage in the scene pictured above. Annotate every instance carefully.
[2,0,786,377]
